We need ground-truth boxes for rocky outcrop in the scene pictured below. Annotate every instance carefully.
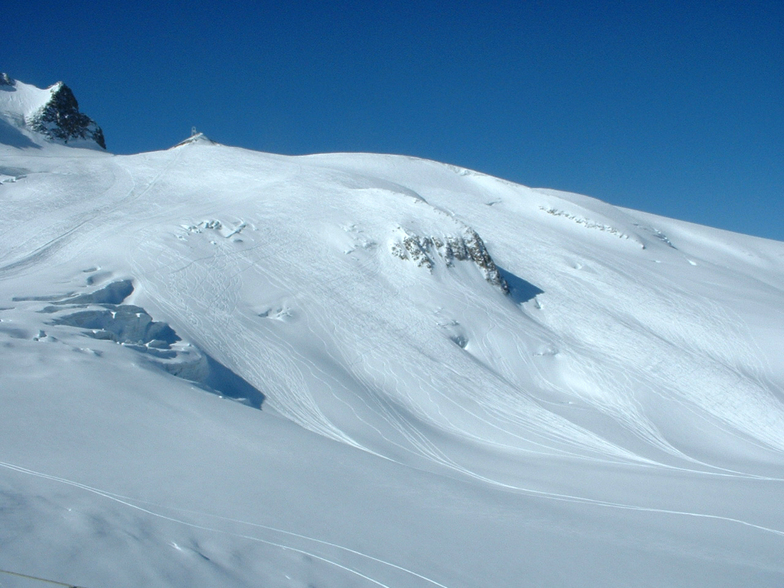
[391,227,509,293]
[26,81,106,149]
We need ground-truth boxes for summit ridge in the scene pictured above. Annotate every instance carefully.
[0,74,105,149]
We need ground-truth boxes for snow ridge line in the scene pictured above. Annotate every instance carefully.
[0,141,184,280]
[0,568,83,587]
[0,461,452,588]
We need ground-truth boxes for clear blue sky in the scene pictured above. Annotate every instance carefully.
[5,0,783,241]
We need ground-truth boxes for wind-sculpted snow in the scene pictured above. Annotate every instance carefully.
[1,118,784,587]
[11,278,266,409]
[52,304,180,349]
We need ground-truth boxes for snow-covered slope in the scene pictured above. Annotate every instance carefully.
[1,79,783,588]
[0,74,105,150]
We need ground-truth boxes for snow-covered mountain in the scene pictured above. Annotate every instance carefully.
[0,74,105,150]
[1,77,783,588]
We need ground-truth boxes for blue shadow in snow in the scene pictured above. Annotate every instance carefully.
[202,354,266,409]
[498,267,543,304]
[0,119,41,149]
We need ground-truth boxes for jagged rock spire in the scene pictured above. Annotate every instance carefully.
[26,81,106,149]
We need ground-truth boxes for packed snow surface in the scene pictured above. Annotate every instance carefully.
[1,99,783,586]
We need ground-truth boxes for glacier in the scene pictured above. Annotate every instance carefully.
[1,77,783,587]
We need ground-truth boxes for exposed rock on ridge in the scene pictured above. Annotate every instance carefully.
[391,227,509,293]
[25,80,106,149]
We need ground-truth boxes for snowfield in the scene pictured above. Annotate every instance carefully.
[1,80,784,587]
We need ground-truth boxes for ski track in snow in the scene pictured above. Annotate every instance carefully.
[46,146,784,469]
[2,456,783,567]
[2,137,784,587]
[0,461,451,588]
[0,149,185,277]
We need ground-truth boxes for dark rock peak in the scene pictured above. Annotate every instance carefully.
[27,81,106,149]
[0,73,13,87]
